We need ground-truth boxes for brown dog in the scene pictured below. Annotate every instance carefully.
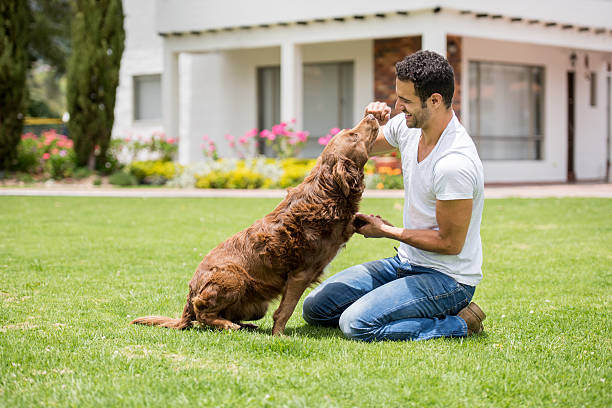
[131,115,379,335]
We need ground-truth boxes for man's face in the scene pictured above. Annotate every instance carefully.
[394,79,431,128]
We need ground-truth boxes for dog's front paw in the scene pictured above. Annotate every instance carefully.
[352,216,368,230]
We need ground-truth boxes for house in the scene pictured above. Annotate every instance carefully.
[112,0,612,184]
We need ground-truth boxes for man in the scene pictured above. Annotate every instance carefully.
[302,50,486,341]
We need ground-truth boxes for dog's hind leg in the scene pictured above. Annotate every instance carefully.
[191,268,247,331]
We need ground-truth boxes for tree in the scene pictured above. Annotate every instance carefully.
[67,0,124,169]
[27,0,71,119]
[28,0,71,75]
[0,1,31,170]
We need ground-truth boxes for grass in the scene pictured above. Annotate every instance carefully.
[0,196,610,407]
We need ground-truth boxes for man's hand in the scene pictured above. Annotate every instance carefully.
[365,102,391,126]
[354,213,394,238]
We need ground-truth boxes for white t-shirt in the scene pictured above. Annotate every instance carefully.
[383,112,484,286]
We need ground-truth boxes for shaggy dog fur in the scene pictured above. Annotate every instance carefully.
[131,115,379,335]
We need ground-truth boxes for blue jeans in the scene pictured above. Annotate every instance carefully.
[302,255,475,341]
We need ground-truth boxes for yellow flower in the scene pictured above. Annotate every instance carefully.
[376,182,384,190]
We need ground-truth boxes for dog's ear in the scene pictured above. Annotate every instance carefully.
[332,160,351,197]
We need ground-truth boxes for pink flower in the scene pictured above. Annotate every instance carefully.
[166,138,176,144]
[259,129,273,140]
[272,123,287,135]
[228,141,236,148]
[295,131,309,142]
[318,135,333,146]
[202,135,209,141]
[238,136,248,144]
[51,148,59,155]
[290,118,296,124]
[245,128,258,138]
[123,137,131,143]
[330,127,341,136]
[224,134,234,142]
[42,153,50,160]
[59,150,67,157]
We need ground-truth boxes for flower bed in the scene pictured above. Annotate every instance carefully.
[5,125,404,190]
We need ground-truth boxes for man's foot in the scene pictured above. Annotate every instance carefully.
[457,302,486,336]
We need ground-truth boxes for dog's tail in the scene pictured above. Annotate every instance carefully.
[130,302,194,330]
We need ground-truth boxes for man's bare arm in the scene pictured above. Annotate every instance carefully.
[355,199,473,255]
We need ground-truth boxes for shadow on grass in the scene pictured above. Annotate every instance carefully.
[255,324,346,340]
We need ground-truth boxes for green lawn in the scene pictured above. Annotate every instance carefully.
[1,196,610,407]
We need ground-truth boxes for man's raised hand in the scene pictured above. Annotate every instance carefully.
[364,102,391,126]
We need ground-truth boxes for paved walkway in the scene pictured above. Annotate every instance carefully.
[1,183,611,198]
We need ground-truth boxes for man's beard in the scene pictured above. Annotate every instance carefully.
[404,107,430,128]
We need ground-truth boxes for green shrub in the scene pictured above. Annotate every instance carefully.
[73,167,93,179]
[227,168,266,189]
[109,171,137,186]
[15,136,40,173]
[195,170,231,189]
[129,160,179,184]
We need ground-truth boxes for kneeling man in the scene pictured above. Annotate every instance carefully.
[303,50,486,341]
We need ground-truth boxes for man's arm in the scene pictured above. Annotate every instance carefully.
[355,198,472,255]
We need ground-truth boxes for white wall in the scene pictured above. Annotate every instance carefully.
[113,0,163,140]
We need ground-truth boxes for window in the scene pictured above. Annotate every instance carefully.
[257,66,281,154]
[133,74,161,121]
[302,61,354,157]
[469,61,544,160]
[257,62,354,157]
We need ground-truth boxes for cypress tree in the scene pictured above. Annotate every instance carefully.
[0,1,31,170]
[67,0,124,169]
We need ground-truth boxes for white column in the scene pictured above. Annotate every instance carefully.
[162,48,180,158]
[422,27,447,57]
[281,42,303,129]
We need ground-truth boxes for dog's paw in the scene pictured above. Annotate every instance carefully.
[239,323,259,331]
[352,217,368,230]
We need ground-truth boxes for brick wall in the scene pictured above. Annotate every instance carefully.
[373,36,422,116]
[446,35,462,121]
[373,35,463,121]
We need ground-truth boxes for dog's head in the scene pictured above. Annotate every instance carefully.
[318,115,379,197]
[321,114,379,168]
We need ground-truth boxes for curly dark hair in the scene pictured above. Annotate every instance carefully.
[395,50,454,108]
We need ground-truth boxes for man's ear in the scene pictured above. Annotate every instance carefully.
[332,160,351,197]
[430,92,444,110]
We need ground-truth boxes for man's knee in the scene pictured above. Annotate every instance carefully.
[339,305,376,342]
[301,294,319,325]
